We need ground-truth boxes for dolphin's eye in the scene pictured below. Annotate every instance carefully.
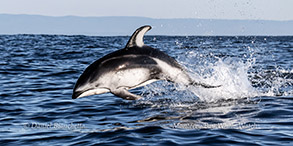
[118,64,126,69]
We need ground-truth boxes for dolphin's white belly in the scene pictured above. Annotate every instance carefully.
[99,68,152,90]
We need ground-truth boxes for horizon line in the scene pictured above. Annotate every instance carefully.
[1,13,293,22]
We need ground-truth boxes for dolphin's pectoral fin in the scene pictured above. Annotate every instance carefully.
[111,88,142,100]
[191,82,222,88]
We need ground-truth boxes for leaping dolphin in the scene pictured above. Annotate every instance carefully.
[72,25,220,100]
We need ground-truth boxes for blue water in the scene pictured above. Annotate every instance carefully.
[0,35,292,145]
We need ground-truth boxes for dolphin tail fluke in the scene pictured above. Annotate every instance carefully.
[111,88,142,100]
[190,81,222,88]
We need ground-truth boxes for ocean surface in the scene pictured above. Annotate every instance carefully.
[0,35,292,146]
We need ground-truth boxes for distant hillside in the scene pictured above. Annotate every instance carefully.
[0,14,292,36]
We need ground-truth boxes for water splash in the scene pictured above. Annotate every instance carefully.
[187,53,292,102]
[188,57,259,102]
[141,48,292,103]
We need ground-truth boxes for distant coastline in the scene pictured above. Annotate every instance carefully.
[0,14,292,36]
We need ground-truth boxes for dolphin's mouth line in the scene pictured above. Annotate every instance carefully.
[72,90,84,99]
[73,87,111,99]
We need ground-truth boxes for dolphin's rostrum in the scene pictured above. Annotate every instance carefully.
[72,25,220,100]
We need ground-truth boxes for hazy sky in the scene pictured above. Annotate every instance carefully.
[0,0,292,20]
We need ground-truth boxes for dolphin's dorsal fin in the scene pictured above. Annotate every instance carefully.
[126,25,152,48]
